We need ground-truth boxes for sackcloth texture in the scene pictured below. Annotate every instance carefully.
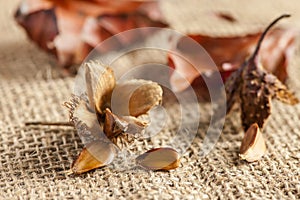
[1,0,300,199]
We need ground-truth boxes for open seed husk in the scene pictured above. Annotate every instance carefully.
[85,62,163,123]
[65,63,164,174]
[239,123,266,162]
[136,147,180,170]
[85,63,116,116]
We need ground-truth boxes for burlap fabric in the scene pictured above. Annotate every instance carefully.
[1,0,300,199]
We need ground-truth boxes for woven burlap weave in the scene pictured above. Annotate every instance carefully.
[1,0,300,199]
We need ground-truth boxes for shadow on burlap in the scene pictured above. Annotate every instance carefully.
[0,0,300,199]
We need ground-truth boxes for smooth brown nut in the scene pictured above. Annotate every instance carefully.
[136,147,180,170]
[67,140,116,175]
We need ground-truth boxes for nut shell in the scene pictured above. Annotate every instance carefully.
[136,147,180,170]
[239,123,266,162]
[68,140,116,175]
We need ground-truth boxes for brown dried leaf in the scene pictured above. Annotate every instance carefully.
[169,27,297,92]
[260,28,297,82]
[136,147,180,171]
[15,8,58,54]
[15,0,166,68]
[46,0,144,17]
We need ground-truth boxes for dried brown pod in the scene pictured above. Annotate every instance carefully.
[239,123,266,162]
[64,62,163,174]
[136,147,180,171]
[223,14,299,131]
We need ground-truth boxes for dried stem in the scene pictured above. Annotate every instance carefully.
[25,121,74,127]
[251,14,290,60]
